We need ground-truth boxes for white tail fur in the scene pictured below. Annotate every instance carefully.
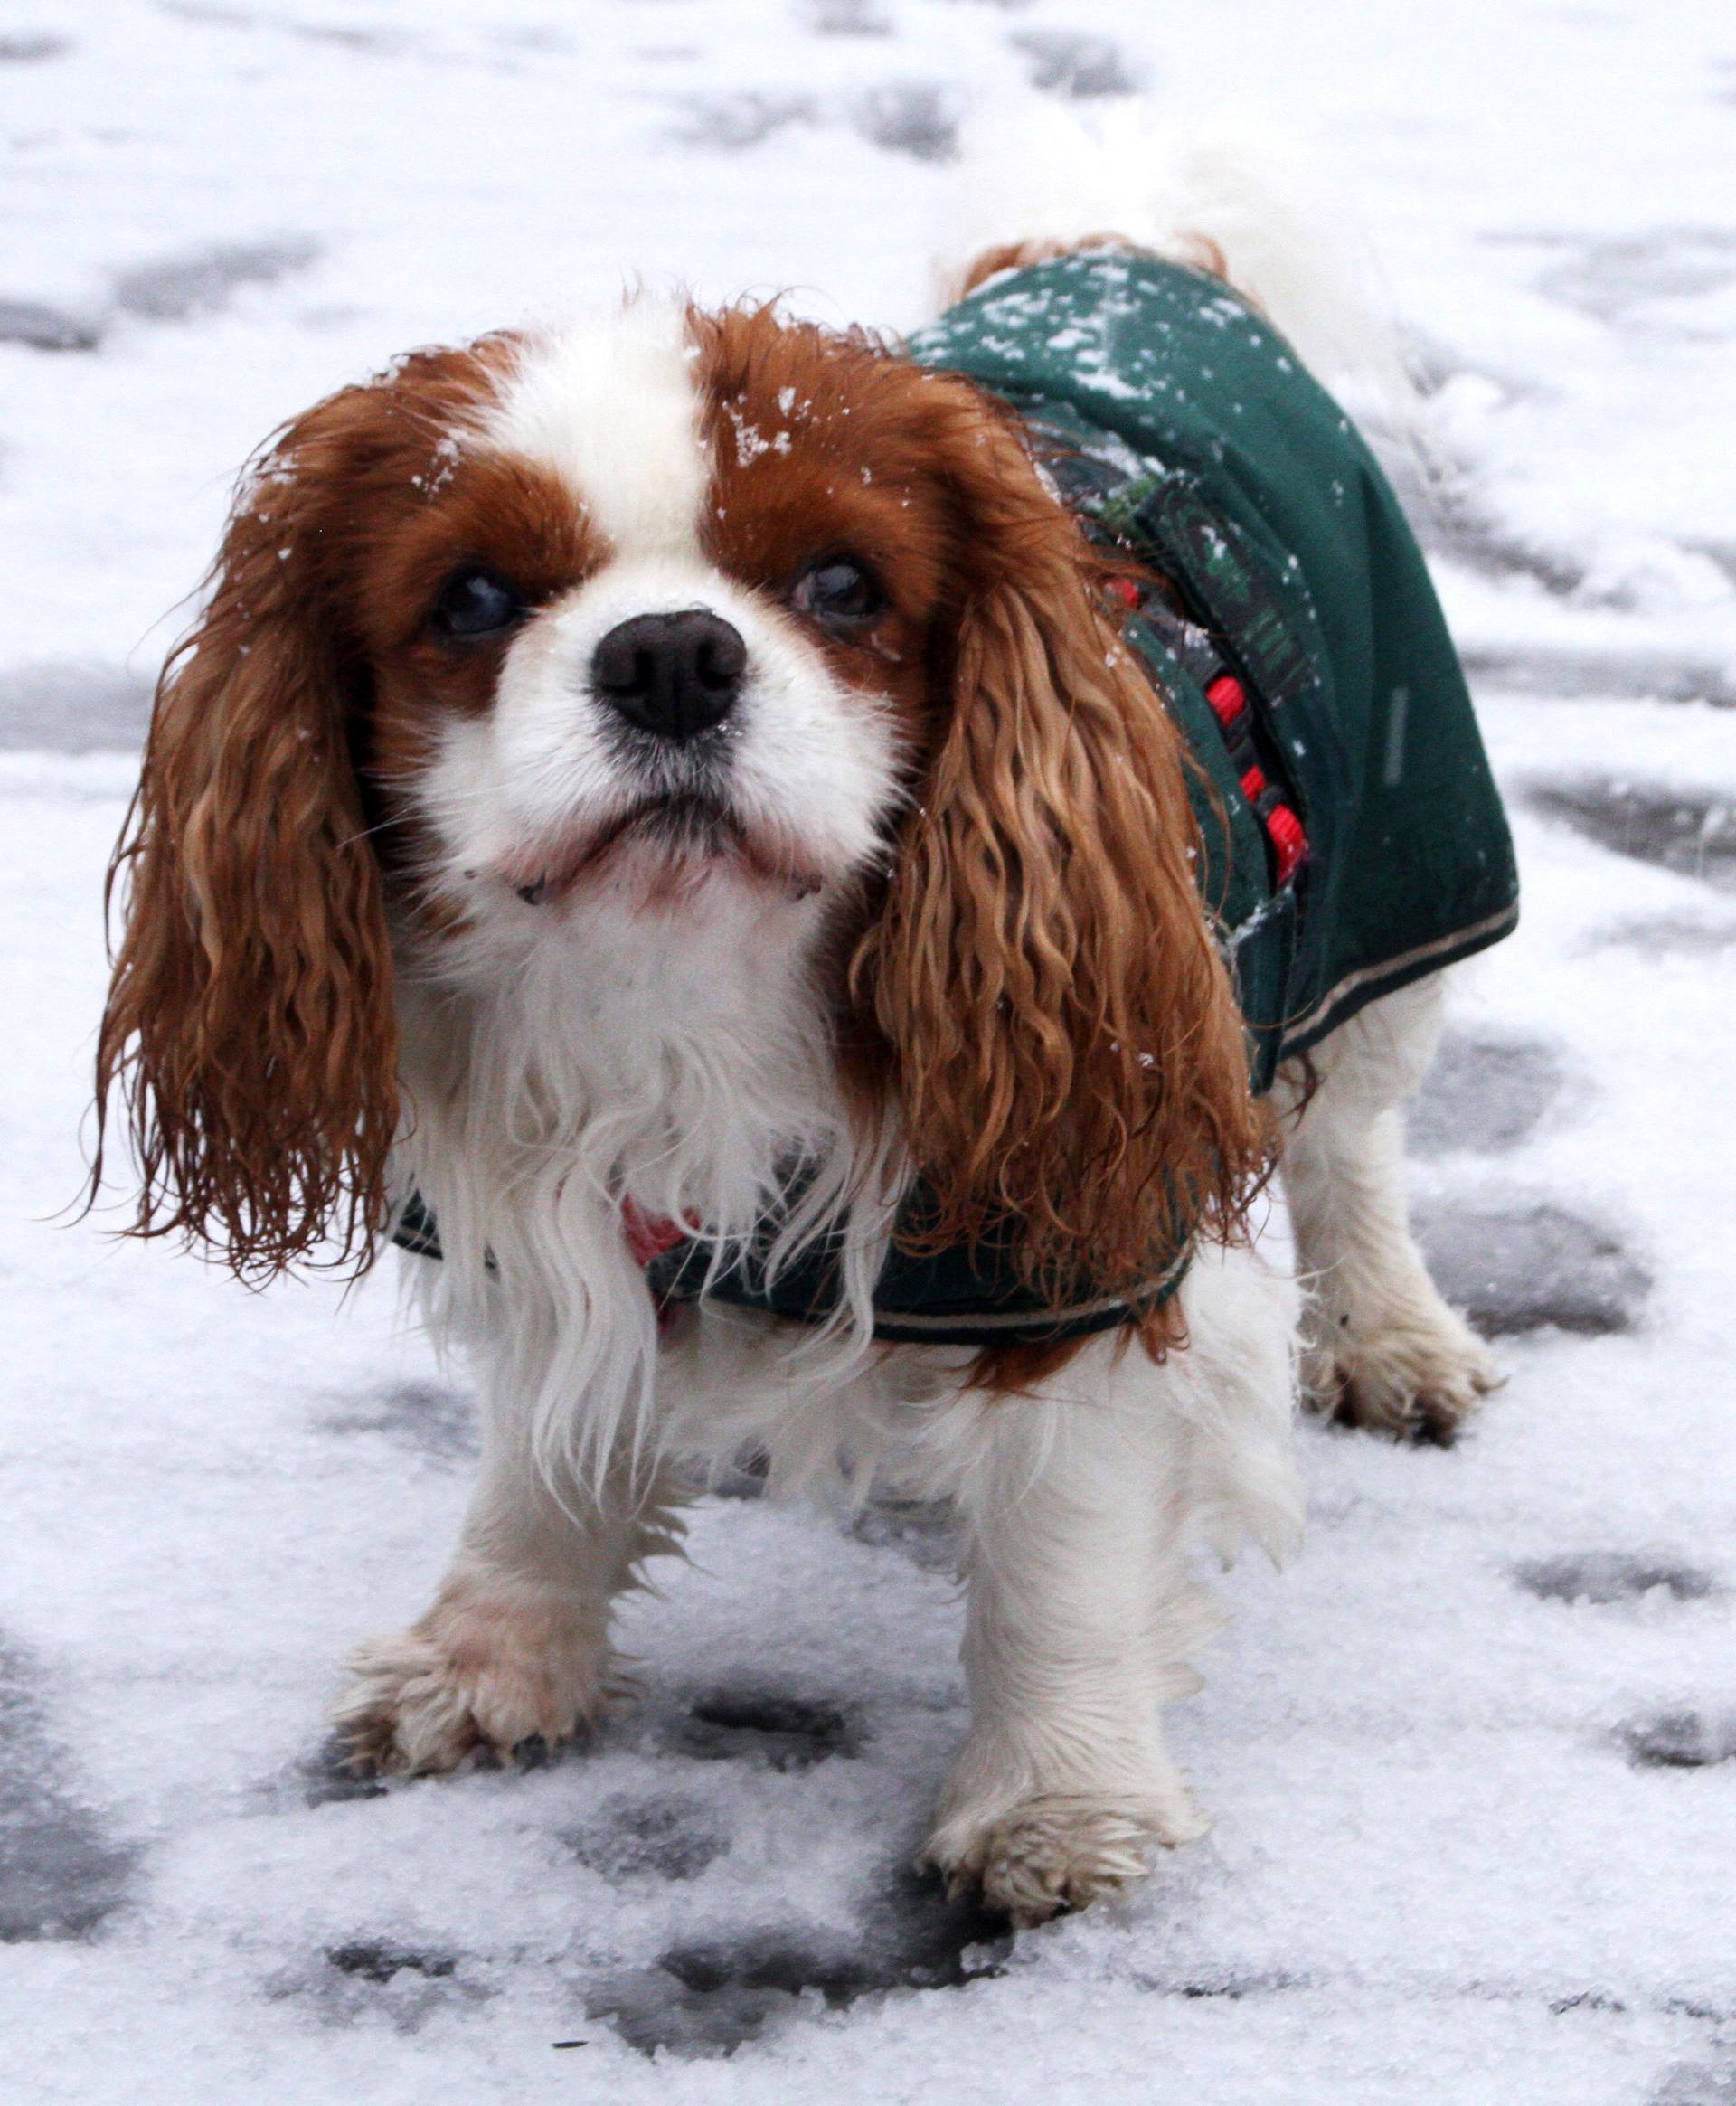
[935,99,1409,411]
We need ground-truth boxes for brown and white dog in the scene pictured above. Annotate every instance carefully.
[94,141,1493,1924]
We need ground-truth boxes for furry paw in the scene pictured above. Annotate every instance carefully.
[1307,1299,1498,1446]
[925,1791,1190,1927]
[334,1580,611,1776]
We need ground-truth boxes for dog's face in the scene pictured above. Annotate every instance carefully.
[95,297,1265,1312]
[354,305,975,958]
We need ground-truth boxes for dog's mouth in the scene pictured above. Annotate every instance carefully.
[505,791,826,908]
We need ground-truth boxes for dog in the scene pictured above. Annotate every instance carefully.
[93,133,1515,1926]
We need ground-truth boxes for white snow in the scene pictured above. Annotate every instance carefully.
[3,4,1734,2101]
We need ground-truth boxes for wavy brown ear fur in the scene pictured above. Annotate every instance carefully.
[855,383,1270,1335]
[93,393,401,1281]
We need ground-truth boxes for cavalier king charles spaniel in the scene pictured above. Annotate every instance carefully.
[93,140,1504,1925]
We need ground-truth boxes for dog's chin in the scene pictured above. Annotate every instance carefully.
[507,793,829,912]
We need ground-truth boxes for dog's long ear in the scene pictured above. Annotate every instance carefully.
[94,390,400,1280]
[855,386,1269,1314]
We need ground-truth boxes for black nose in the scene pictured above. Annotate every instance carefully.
[590,609,747,741]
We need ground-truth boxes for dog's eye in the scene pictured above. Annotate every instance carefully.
[791,556,883,628]
[432,565,524,640]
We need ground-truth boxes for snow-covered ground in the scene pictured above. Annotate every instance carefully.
[4,3,1735,2100]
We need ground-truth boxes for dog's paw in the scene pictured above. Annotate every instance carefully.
[925,1790,1193,1928]
[334,1580,611,1777]
[924,1739,1205,1928]
[1307,1300,1498,1446]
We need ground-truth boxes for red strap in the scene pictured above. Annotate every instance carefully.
[621,1197,689,1269]
[1205,673,1246,728]
[1266,801,1307,883]
[1207,670,1308,886]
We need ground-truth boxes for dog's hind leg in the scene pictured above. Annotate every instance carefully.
[1278,974,1497,1445]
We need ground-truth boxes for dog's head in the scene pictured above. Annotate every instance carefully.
[96,297,1265,1308]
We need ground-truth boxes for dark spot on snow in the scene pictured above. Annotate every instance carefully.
[286,1933,486,2031]
[488,23,571,55]
[1535,227,1736,326]
[1398,430,1736,642]
[591,1941,846,2056]
[565,1794,728,1883]
[290,22,410,53]
[803,0,891,33]
[1412,1199,1650,1337]
[1406,470,1585,599]
[0,661,153,751]
[165,5,410,52]
[1012,29,1140,98]
[851,1494,960,1574]
[1528,781,1736,891]
[1166,1969,1310,2000]
[854,82,959,163]
[113,236,320,323]
[590,1865,1007,2056]
[1618,1708,1736,1771]
[0,300,100,353]
[1451,531,1584,599]
[317,1378,478,1464]
[0,33,70,62]
[1549,1988,1628,2015]
[863,1863,1008,1991]
[676,1690,857,1771]
[1662,1997,1731,2026]
[1463,647,1735,706]
[0,1639,138,1941]
[1686,539,1736,591]
[1588,912,1736,956]
[158,3,258,25]
[663,1938,877,2014]
[1654,2053,1736,2105]
[1399,335,1467,400]
[326,1939,458,1984]
[1407,1027,1565,1157]
[1515,1552,1717,1606]
[675,92,816,151]
[1486,646,1736,705]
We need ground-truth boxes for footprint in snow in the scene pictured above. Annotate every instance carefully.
[1617,1709,1736,1771]
[0,1636,139,1941]
[563,1793,729,1884]
[316,1377,478,1464]
[673,1689,859,1771]
[1528,779,1736,892]
[1514,1552,1718,1607]
[588,1864,1008,2057]
[1411,1197,1650,1337]
[1406,1025,1566,1157]
[0,661,152,750]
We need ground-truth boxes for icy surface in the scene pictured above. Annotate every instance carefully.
[3,3,1735,2101]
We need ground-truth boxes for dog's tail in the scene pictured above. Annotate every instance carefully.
[934,100,1406,406]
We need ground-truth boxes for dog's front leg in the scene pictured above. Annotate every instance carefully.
[924,1247,1299,1925]
[335,1365,684,1777]
[924,1378,1208,1927]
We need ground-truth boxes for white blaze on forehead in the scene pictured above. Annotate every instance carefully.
[480,299,705,558]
